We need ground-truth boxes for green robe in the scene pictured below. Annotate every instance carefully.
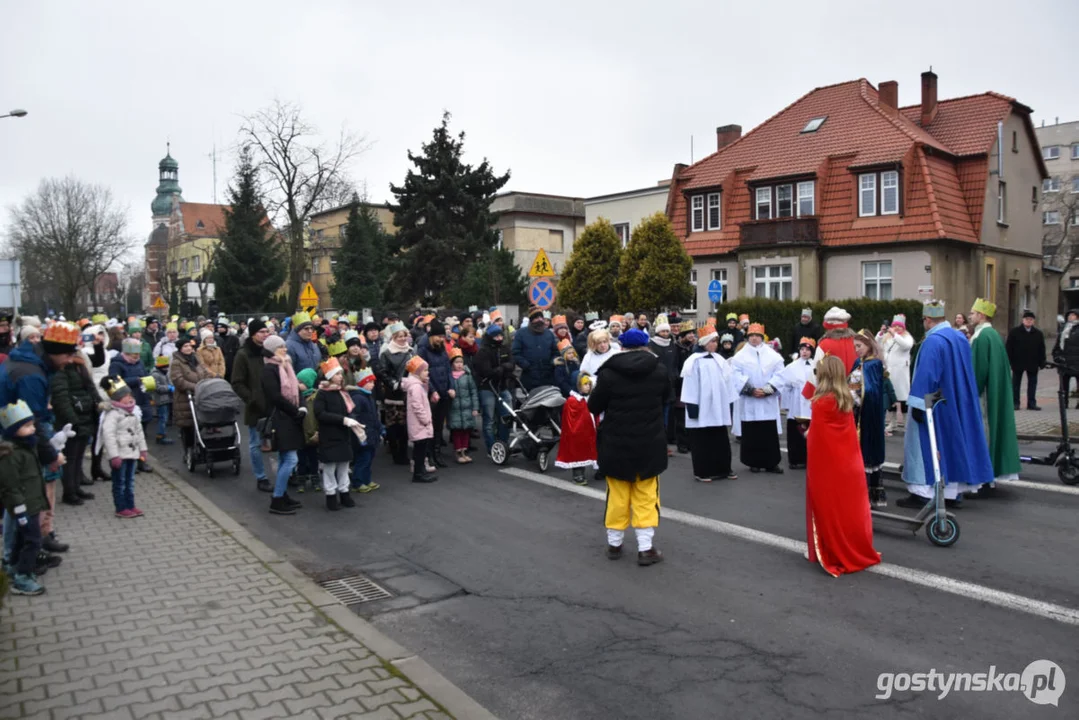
[141,339,155,373]
[971,323,1021,480]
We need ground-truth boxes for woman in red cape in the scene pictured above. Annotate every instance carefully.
[803,355,881,577]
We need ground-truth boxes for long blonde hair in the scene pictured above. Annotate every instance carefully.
[813,355,854,413]
[587,328,611,353]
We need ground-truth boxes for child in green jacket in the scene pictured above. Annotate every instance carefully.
[0,400,50,596]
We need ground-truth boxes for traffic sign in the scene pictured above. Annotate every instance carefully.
[299,282,319,310]
[707,279,724,303]
[151,295,167,309]
[528,278,557,309]
[528,249,556,277]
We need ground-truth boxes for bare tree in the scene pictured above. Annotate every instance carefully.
[237,101,365,308]
[192,243,218,316]
[1041,177,1079,283]
[5,177,133,318]
[116,253,146,314]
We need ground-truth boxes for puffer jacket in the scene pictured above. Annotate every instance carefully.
[403,375,433,441]
[512,326,559,390]
[169,354,210,428]
[314,386,354,463]
[50,360,98,439]
[99,406,148,460]
[473,339,515,393]
[109,354,151,420]
[150,369,172,406]
[417,337,452,397]
[231,339,268,427]
[286,331,322,374]
[196,344,226,378]
[447,369,479,430]
[0,439,48,516]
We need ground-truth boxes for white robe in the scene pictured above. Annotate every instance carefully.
[680,352,736,428]
[881,331,914,401]
[730,343,785,435]
[777,357,816,420]
[580,346,619,379]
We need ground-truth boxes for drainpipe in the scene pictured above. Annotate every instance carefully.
[997,121,1004,178]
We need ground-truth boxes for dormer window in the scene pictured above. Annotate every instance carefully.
[691,195,705,232]
[689,192,722,232]
[858,170,901,217]
[801,116,827,133]
[196,219,205,230]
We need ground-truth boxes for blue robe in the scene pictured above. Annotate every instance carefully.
[853,357,886,470]
[902,323,993,497]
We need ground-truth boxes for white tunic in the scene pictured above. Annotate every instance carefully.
[880,331,914,401]
[777,357,816,421]
[730,343,785,434]
[580,346,619,379]
[680,352,736,428]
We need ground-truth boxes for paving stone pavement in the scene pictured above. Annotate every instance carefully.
[0,469,462,720]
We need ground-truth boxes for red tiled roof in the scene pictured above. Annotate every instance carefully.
[899,93,1012,156]
[179,202,228,237]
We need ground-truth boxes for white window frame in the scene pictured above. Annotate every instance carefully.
[181,258,189,275]
[710,268,727,310]
[706,193,721,230]
[862,260,893,300]
[859,173,877,216]
[312,256,321,274]
[1044,177,1061,193]
[752,264,793,300]
[1073,144,1079,160]
[755,186,772,220]
[613,222,630,248]
[687,269,697,311]
[776,184,793,218]
[690,195,705,232]
[797,181,815,217]
[997,181,1006,223]
[1044,146,1061,161]
[192,255,200,272]
[881,171,899,215]
[1044,210,1062,225]
[1072,177,1079,194]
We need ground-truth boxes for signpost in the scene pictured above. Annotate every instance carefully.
[707,279,724,304]
[528,277,556,310]
[151,296,167,310]
[528,249,555,278]
[299,282,320,311]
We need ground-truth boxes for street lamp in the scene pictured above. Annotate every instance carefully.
[1,109,28,119]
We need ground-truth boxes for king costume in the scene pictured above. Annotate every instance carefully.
[969,298,1021,483]
[680,330,738,480]
[731,325,785,473]
[555,388,598,471]
[777,339,817,469]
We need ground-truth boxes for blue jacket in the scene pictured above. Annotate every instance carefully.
[417,337,452,396]
[0,341,58,465]
[512,327,559,390]
[348,390,382,447]
[109,354,152,419]
[286,331,322,375]
[554,360,580,398]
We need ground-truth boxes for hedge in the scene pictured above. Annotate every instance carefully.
[709,298,927,346]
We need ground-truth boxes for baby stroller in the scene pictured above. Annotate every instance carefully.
[489,381,565,472]
[185,378,243,477]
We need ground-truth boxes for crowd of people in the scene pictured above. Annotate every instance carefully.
[0,294,1049,594]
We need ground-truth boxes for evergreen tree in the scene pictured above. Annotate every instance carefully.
[445,246,527,308]
[330,197,389,310]
[616,213,693,312]
[557,218,623,314]
[210,147,286,311]
[388,112,510,304]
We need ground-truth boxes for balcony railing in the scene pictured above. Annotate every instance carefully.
[739,217,820,248]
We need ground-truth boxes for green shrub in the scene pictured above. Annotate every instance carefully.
[710,298,926,347]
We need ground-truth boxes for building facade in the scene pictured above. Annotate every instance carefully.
[306,200,397,310]
[667,71,1055,331]
[584,183,670,248]
[490,192,585,277]
[1035,119,1079,295]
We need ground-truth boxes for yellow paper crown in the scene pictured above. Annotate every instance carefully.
[971,298,996,318]
[165,322,178,332]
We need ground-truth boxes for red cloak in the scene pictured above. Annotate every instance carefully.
[555,394,598,469]
[805,393,881,577]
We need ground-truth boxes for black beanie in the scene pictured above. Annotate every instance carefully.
[428,319,446,337]
[247,319,267,335]
[364,321,381,333]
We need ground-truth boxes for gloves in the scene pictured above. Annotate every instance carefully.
[14,504,27,527]
[296,406,307,418]
[686,403,700,420]
[50,424,76,452]
[761,384,776,396]
[168,385,175,393]
[110,457,122,470]
[343,417,360,429]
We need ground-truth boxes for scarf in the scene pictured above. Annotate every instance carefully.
[266,354,299,407]
[451,369,465,380]
[178,349,199,369]
[383,337,411,355]
[111,400,135,413]
[650,335,671,347]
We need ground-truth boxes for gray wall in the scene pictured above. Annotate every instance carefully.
[823,248,932,300]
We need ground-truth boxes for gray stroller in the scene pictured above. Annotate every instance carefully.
[185,378,243,477]
[489,382,565,472]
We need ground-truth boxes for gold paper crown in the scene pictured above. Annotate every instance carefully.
[104,376,130,399]
[43,322,79,347]
[165,322,178,331]
[971,297,996,318]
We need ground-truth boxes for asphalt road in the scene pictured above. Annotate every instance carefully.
[146,427,1079,719]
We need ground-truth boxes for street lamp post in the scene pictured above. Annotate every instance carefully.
[0,109,28,119]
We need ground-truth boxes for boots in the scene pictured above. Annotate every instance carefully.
[326,493,340,511]
[868,470,887,508]
[269,496,296,515]
[412,469,438,483]
[338,491,355,508]
[155,434,175,445]
[431,447,448,468]
[137,459,152,473]
[42,532,69,553]
[282,492,302,509]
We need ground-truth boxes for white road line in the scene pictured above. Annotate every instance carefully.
[499,466,1079,627]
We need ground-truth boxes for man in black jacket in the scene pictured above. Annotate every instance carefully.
[648,315,677,455]
[473,325,515,454]
[231,320,272,492]
[588,328,669,566]
[1006,310,1046,410]
[788,308,821,358]
[216,320,240,381]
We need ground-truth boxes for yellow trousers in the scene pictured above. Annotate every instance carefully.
[604,476,660,530]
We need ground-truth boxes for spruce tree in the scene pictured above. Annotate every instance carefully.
[445,246,527,308]
[388,112,510,304]
[558,218,623,314]
[210,147,286,311]
[331,197,388,310]
[615,212,693,313]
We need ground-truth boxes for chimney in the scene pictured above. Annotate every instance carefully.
[920,70,938,126]
[716,125,742,151]
[878,81,899,115]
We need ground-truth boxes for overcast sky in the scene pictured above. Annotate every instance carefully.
[2,0,1076,257]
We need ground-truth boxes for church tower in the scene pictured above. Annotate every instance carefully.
[145,146,184,311]
[151,145,183,229]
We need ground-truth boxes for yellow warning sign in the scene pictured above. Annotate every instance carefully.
[299,282,320,310]
[151,296,167,309]
[528,248,555,277]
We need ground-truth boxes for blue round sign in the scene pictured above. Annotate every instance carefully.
[528,278,556,309]
[707,279,724,303]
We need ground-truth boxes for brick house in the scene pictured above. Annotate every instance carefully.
[668,71,1056,330]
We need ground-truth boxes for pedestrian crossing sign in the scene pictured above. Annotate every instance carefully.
[299,282,319,311]
[528,248,555,278]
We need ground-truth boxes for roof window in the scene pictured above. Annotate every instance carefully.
[196,220,205,229]
[801,116,827,134]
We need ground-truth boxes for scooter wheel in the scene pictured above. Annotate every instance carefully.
[537,449,550,473]
[490,441,509,466]
[1058,462,1079,486]
[926,516,960,547]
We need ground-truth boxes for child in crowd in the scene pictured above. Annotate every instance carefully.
[350,368,381,492]
[296,367,321,493]
[0,401,50,595]
[403,356,437,483]
[98,376,148,519]
[554,340,580,397]
[447,348,479,464]
[313,358,362,511]
[150,355,174,445]
[555,373,598,485]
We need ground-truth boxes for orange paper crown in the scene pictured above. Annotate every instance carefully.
[608,315,622,326]
[552,315,567,328]
[405,355,428,375]
[557,338,572,353]
[739,314,750,322]
[747,323,766,337]
[43,322,79,347]
[448,347,463,361]
[319,357,342,379]
[799,336,817,348]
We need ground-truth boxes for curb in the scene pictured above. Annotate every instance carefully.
[148,452,499,720]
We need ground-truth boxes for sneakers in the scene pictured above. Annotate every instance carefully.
[338,491,356,508]
[37,550,62,569]
[637,548,664,566]
[352,485,373,493]
[155,435,175,445]
[869,487,888,508]
[11,573,45,596]
[368,482,381,491]
[130,507,145,517]
[694,476,713,483]
[269,496,296,515]
[115,509,137,518]
[256,478,272,493]
[42,533,69,553]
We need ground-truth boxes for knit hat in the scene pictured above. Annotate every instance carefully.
[0,400,35,438]
[620,328,649,348]
[263,335,286,353]
[122,337,142,355]
[923,299,946,319]
[155,354,170,368]
[698,331,719,347]
[405,356,428,375]
[720,333,734,344]
[528,308,544,322]
[448,347,463,361]
[247,319,267,335]
[747,323,766,338]
[364,321,381,333]
[653,314,670,334]
[18,325,41,342]
[320,357,343,381]
[176,336,197,352]
[485,324,504,338]
[822,307,851,329]
[1023,309,1036,319]
[101,375,132,400]
[607,316,622,329]
[200,328,214,341]
[428,319,446,337]
[343,330,362,347]
[891,314,906,328]
[42,322,79,354]
[296,368,317,391]
[356,368,376,389]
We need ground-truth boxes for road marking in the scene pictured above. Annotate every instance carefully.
[499,467,1079,627]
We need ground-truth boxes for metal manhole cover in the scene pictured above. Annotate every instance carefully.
[319,575,393,605]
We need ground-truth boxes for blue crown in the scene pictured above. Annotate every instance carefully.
[0,400,34,430]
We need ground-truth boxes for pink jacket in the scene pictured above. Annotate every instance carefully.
[403,375,434,441]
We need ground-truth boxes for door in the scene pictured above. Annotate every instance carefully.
[1008,280,1018,328]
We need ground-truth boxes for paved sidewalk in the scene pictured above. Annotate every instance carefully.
[1013,365,1079,438]
[0,464,493,720]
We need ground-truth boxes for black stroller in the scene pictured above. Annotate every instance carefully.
[185,378,243,477]
[489,381,565,472]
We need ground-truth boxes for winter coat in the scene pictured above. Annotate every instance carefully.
[417,337,452,397]
[448,369,480,430]
[0,440,48,516]
[50,361,98,439]
[140,339,155,373]
[378,345,414,401]
[314,387,354,463]
[217,333,240,380]
[286,331,322,375]
[473,340,515,393]
[169,354,210,428]
[0,341,58,466]
[153,336,177,361]
[109,354,152,420]
[349,391,381,447]
[587,349,671,482]
[1007,325,1046,371]
[151,369,172,406]
[553,359,579,397]
[788,321,822,356]
[261,361,306,452]
[572,331,589,361]
[403,375,434,441]
[100,406,148,461]
[196,344,226,379]
[512,327,559,390]
[231,339,269,427]
[649,337,678,395]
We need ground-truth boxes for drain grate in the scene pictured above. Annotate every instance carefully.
[319,575,393,605]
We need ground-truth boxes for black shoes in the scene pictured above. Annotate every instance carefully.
[76,488,94,501]
[896,494,928,509]
[42,533,69,553]
[338,491,356,508]
[1028,404,1042,411]
[326,494,340,511]
[412,472,438,483]
[282,493,302,509]
[432,452,448,468]
[269,496,296,515]
[137,459,152,473]
[637,549,664,566]
[61,494,84,506]
[257,478,272,493]
[606,544,623,560]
